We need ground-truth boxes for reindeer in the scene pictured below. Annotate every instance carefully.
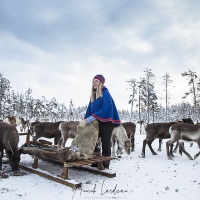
[32,121,64,145]
[3,116,22,127]
[0,122,21,171]
[29,121,40,136]
[112,122,136,155]
[166,123,200,160]
[141,118,195,158]
[137,120,147,134]
[123,122,136,151]
[111,124,131,157]
[141,122,177,158]
[58,121,80,147]
[19,117,30,132]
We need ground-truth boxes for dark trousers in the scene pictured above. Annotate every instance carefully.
[94,121,114,168]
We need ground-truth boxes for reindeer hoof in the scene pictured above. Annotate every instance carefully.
[157,148,161,152]
[152,152,157,155]
[168,157,173,160]
[98,162,105,170]
[0,173,9,178]
[194,154,199,159]
[140,154,145,158]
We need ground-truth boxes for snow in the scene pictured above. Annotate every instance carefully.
[1,125,200,200]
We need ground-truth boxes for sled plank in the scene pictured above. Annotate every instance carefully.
[73,165,116,178]
[19,164,81,188]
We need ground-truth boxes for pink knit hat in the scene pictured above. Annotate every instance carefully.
[93,74,105,84]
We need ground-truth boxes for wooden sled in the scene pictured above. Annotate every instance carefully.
[20,146,116,188]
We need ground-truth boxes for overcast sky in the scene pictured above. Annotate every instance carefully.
[0,0,200,111]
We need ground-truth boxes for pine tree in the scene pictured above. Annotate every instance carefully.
[182,69,198,121]
[162,73,173,122]
[0,73,11,118]
[126,78,137,121]
[140,68,158,123]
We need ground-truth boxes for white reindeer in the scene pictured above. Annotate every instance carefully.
[3,116,22,127]
[58,121,80,148]
[111,124,131,157]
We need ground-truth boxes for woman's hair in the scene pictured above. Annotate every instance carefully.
[90,82,103,102]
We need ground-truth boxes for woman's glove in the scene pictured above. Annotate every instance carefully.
[85,116,96,124]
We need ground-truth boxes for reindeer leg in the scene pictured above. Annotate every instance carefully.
[141,139,147,158]
[57,138,62,148]
[166,141,173,160]
[32,135,40,142]
[0,152,3,170]
[194,152,200,159]
[62,138,68,148]
[131,134,135,151]
[116,141,123,155]
[157,138,162,151]
[178,142,183,156]
[194,140,200,159]
[172,141,179,153]
[116,146,123,155]
[179,143,193,160]
[54,134,61,145]
[54,137,57,145]
[169,143,175,157]
[147,139,157,155]
[111,136,116,157]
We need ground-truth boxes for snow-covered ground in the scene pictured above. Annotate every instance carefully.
[1,125,200,200]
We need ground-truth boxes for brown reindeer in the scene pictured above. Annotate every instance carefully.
[123,122,136,151]
[141,118,195,158]
[29,121,40,135]
[0,122,21,171]
[32,121,64,145]
[141,122,177,158]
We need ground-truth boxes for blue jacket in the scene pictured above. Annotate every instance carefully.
[85,86,120,126]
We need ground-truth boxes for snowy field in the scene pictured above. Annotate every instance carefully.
[0,124,200,200]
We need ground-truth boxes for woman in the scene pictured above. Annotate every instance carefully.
[85,74,120,169]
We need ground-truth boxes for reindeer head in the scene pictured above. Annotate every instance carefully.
[4,116,17,127]
[123,139,131,155]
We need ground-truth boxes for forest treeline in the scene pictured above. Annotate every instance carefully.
[0,68,199,123]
